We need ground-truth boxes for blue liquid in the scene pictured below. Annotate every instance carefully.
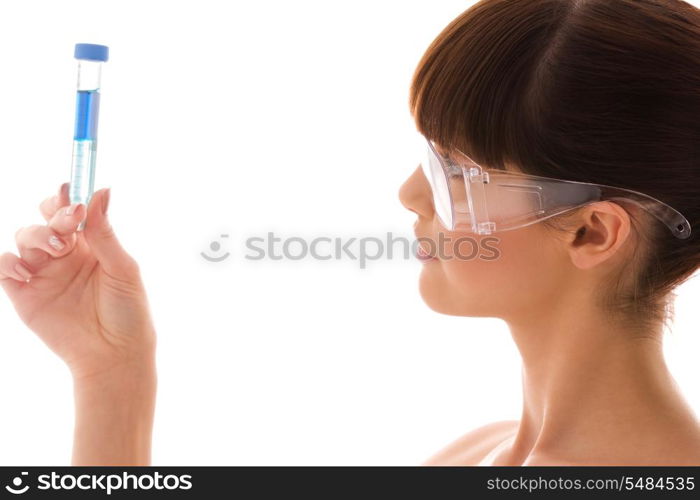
[70,90,101,225]
[74,90,100,140]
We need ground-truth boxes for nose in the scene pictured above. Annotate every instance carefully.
[399,164,434,219]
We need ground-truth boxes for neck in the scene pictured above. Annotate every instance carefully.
[503,297,696,464]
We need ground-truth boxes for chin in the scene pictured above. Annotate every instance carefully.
[418,265,467,316]
[418,263,501,318]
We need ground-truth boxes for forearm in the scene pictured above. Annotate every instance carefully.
[71,356,157,466]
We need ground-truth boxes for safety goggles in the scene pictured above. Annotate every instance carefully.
[421,137,691,239]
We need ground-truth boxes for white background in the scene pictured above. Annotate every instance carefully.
[0,0,698,465]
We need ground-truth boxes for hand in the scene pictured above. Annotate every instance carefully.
[0,183,156,380]
[0,182,157,465]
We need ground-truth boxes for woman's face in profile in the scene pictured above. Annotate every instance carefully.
[398,157,570,321]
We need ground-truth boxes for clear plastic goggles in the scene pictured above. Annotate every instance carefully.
[421,137,691,239]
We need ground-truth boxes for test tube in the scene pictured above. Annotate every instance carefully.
[70,43,109,230]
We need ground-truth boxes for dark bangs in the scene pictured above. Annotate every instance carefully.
[408,0,565,171]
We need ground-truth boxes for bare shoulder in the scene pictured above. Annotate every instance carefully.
[523,427,700,466]
[422,420,519,466]
[523,450,700,466]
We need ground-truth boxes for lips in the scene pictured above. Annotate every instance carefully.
[416,242,436,262]
[414,223,437,262]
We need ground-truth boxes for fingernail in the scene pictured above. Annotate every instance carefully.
[65,203,82,216]
[102,188,111,215]
[14,263,32,281]
[59,182,69,197]
[48,234,65,251]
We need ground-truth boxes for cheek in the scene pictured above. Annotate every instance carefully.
[418,224,565,317]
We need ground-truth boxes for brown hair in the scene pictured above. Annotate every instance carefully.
[409,0,700,332]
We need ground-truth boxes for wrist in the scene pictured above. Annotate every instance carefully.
[71,351,157,465]
[72,351,157,419]
[69,339,157,386]
[72,357,157,397]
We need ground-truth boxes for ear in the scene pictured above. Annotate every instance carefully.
[568,201,632,270]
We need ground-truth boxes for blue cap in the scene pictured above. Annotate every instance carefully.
[74,43,109,62]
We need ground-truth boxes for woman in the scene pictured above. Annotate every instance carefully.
[402,0,700,465]
[2,0,700,465]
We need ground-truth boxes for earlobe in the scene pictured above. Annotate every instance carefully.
[567,203,631,270]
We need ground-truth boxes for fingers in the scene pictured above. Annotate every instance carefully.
[0,251,33,283]
[24,203,88,269]
[83,188,139,279]
[10,184,132,282]
[3,183,89,279]
[21,183,86,269]
[47,202,86,236]
[15,224,78,269]
[39,182,70,223]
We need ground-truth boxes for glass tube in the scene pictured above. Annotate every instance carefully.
[70,43,109,230]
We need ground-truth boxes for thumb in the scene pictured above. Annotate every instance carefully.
[83,188,137,279]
